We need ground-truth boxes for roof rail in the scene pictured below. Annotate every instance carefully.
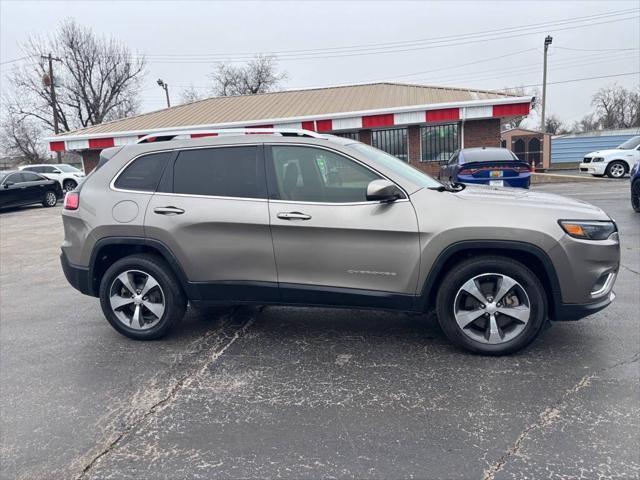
[136,128,328,144]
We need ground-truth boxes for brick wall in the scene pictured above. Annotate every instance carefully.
[81,150,100,173]
[359,129,372,145]
[463,118,501,148]
[407,125,421,164]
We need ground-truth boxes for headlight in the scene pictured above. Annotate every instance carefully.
[592,157,604,162]
[559,220,618,240]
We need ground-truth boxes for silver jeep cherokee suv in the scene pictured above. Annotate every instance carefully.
[60,131,619,355]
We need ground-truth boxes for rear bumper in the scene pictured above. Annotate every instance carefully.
[60,251,94,296]
[457,175,530,188]
[554,291,616,321]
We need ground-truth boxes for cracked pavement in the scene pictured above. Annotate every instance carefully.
[1,181,638,479]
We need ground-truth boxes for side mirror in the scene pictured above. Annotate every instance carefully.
[4,181,14,188]
[366,179,403,203]
[52,170,62,174]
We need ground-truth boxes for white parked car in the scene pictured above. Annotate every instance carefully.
[19,164,85,192]
[579,135,640,178]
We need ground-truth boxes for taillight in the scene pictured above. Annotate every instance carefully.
[64,191,79,210]
[513,165,532,173]
[458,168,478,175]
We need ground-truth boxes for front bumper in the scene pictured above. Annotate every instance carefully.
[578,162,606,175]
[554,291,616,321]
[60,251,94,296]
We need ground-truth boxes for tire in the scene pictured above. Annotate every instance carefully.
[42,190,58,208]
[605,161,627,179]
[632,179,640,213]
[435,255,547,355]
[99,254,186,340]
[63,179,77,192]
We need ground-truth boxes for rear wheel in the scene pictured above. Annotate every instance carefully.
[606,161,627,179]
[632,179,640,213]
[436,256,547,355]
[99,254,186,340]
[42,190,57,207]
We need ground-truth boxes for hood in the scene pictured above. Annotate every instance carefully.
[450,184,609,219]
[586,149,627,157]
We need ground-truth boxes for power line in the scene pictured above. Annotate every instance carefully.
[137,8,638,60]
[502,71,639,89]
[0,55,35,65]
[412,51,638,85]
[555,46,640,52]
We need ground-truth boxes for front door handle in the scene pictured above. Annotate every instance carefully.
[154,206,185,215]
[277,211,311,220]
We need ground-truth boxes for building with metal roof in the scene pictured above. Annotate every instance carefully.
[48,82,533,173]
[551,127,640,166]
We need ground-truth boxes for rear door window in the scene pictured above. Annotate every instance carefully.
[21,172,43,182]
[172,146,265,199]
[114,152,172,192]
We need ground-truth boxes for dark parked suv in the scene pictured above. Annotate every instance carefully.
[60,130,620,355]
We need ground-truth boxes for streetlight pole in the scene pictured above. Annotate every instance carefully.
[157,79,171,108]
[540,35,553,133]
[42,53,62,163]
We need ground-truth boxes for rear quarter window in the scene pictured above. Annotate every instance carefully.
[114,152,172,192]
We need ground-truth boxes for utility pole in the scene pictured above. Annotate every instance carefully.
[157,79,171,108]
[42,53,62,163]
[540,35,553,133]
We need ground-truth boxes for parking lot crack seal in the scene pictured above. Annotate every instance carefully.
[481,352,640,480]
[75,307,255,480]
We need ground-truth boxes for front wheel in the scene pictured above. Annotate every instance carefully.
[63,179,77,192]
[99,254,186,340]
[436,256,547,355]
[606,161,627,179]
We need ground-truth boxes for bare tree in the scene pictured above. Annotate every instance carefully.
[571,113,601,133]
[5,19,145,134]
[591,84,640,129]
[500,85,540,131]
[544,114,567,135]
[211,55,286,96]
[179,85,205,105]
[0,113,48,164]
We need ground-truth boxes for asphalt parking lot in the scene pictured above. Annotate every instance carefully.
[1,180,638,480]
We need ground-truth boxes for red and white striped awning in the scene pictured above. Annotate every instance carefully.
[48,97,531,152]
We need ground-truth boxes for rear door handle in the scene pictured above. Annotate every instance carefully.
[277,211,311,220]
[154,206,185,215]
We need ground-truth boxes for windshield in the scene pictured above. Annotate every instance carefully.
[617,136,640,150]
[349,143,442,189]
[57,164,82,173]
[0,172,8,182]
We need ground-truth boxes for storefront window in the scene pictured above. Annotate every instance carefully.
[421,124,460,162]
[334,131,359,141]
[371,128,408,162]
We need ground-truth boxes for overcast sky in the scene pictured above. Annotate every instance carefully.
[1,0,638,128]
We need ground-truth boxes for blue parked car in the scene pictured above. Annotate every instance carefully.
[439,147,532,188]
[631,160,640,212]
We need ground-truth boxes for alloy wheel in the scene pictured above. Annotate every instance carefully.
[610,163,625,178]
[45,191,57,206]
[453,273,531,345]
[63,180,77,193]
[109,270,165,330]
